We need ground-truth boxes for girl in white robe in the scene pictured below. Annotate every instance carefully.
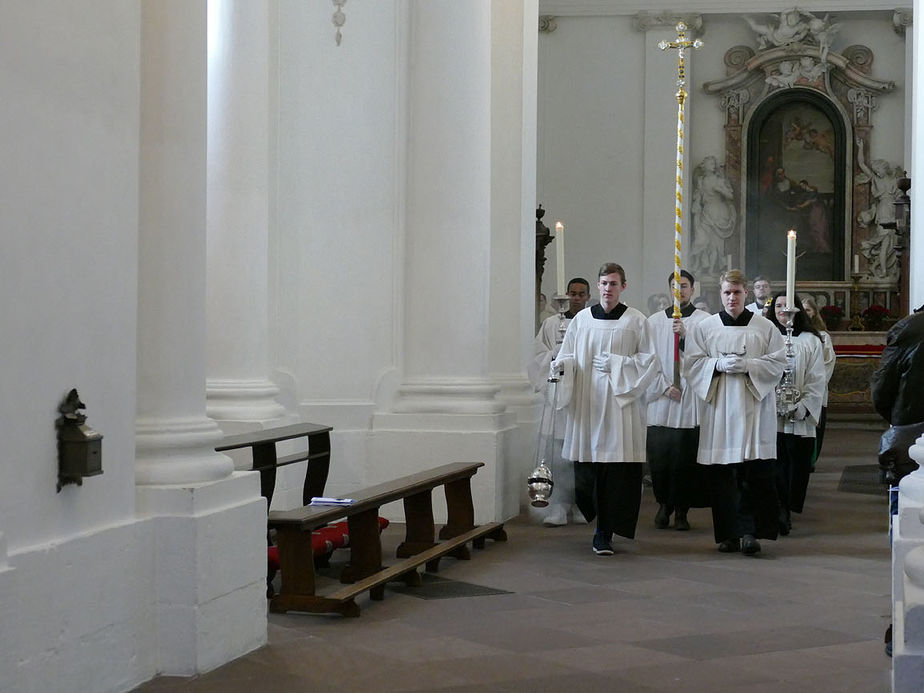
[768,293,827,533]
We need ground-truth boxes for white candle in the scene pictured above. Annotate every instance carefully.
[555,221,565,296]
[853,254,860,274]
[726,254,732,272]
[785,229,797,310]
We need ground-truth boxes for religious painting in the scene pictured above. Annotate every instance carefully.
[746,91,846,282]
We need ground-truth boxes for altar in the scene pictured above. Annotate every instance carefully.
[827,330,887,419]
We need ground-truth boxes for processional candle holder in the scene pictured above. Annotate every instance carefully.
[550,294,570,344]
[775,305,803,423]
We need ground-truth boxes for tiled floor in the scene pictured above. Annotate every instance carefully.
[134,427,893,692]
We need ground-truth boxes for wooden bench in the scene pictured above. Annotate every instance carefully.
[268,461,507,617]
[215,422,333,509]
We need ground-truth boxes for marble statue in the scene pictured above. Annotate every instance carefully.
[746,8,840,61]
[690,156,737,277]
[856,136,902,279]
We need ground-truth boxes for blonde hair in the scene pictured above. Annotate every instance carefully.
[720,269,748,287]
[802,296,828,331]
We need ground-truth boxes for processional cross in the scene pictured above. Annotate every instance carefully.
[658,22,702,387]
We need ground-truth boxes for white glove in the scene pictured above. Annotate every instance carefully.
[549,360,563,379]
[791,403,808,420]
[715,356,741,373]
[592,353,611,373]
[726,357,749,374]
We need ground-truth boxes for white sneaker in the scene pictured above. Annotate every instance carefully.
[543,505,568,526]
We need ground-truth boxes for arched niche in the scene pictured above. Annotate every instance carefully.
[744,88,847,281]
[703,41,895,292]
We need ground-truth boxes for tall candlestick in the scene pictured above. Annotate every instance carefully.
[785,229,797,310]
[555,221,565,296]
[853,254,860,274]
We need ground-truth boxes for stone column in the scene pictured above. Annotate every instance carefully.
[205,0,288,431]
[137,1,266,675]
[909,4,923,311]
[372,1,526,522]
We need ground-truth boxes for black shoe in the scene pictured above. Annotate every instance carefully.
[742,534,761,556]
[885,624,892,657]
[674,510,690,531]
[592,531,614,556]
[655,504,671,529]
[718,538,740,553]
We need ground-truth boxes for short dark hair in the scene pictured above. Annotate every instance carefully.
[567,278,590,292]
[752,275,769,284]
[598,263,626,284]
[667,269,695,289]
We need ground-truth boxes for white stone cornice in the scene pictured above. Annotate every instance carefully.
[633,11,702,34]
[540,1,905,15]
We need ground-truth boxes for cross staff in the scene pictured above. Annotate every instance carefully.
[658,22,702,388]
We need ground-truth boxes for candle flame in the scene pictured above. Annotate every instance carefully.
[787,229,797,239]
[555,221,564,232]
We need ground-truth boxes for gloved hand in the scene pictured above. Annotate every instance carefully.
[791,403,808,420]
[715,356,742,373]
[592,353,611,373]
[725,357,749,374]
[549,360,563,379]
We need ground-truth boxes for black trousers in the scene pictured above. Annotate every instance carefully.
[814,406,828,463]
[574,462,643,539]
[647,426,708,510]
[776,432,815,515]
[702,459,780,544]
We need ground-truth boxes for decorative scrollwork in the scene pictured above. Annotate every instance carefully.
[848,87,876,125]
[539,15,558,34]
[724,45,755,76]
[893,9,913,37]
[721,88,750,126]
[842,44,874,74]
[332,0,347,46]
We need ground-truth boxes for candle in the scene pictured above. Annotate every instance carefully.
[726,254,732,272]
[555,221,565,296]
[785,229,797,310]
[853,254,860,274]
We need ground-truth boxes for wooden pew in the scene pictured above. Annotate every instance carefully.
[215,422,333,508]
[268,461,506,617]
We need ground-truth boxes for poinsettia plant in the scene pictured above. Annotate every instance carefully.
[819,304,844,321]
[862,304,891,330]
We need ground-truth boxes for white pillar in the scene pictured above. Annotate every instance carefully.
[894,433,924,689]
[372,1,523,522]
[137,0,233,485]
[205,0,288,428]
[137,1,266,675]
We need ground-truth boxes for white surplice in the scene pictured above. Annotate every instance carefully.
[777,331,827,437]
[818,330,836,407]
[554,306,660,463]
[646,307,711,429]
[685,313,786,465]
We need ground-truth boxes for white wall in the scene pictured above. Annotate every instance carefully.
[0,2,156,691]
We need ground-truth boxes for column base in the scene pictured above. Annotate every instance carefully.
[206,378,289,423]
[136,416,234,485]
[137,472,267,676]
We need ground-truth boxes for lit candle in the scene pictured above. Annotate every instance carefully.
[785,229,797,310]
[555,221,565,296]
[853,254,860,274]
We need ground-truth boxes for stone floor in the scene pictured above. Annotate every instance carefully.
[134,427,893,692]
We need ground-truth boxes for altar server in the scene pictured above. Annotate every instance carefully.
[768,293,827,534]
[685,270,786,555]
[527,278,590,526]
[552,263,659,556]
[645,269,710,531]
[801,296,836,462]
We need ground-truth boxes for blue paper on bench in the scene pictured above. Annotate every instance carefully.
[310,496,355,506]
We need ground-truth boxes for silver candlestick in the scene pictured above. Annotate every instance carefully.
[775,305,803,422]
[550,294,570,344]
